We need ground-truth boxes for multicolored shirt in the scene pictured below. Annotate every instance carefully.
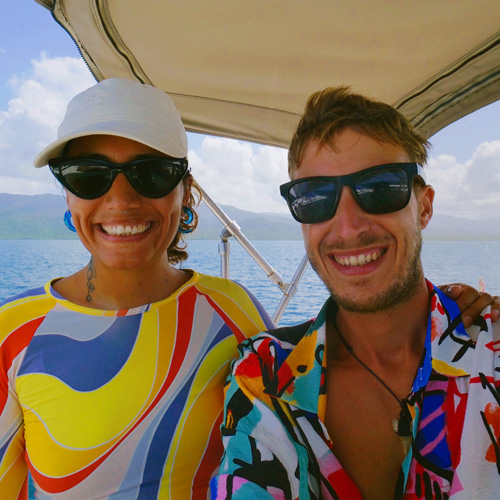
[211,281,500,499]
[0,271,274,499]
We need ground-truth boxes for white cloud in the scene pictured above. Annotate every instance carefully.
[427,141,500,219]
[191,137,500,218]
[0,176,61,196]
[0,53,94,193]
[189,136,290,213]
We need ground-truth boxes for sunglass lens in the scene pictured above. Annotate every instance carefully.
[288,179,338,223]
[129,160,185,197]
[355,167,409,213]
[60,163,112,199]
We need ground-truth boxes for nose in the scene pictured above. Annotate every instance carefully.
[328,186,371,239]
[103,173,142,212]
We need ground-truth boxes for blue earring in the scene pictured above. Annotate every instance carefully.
[178,206,194,234]
[64,210,77,232]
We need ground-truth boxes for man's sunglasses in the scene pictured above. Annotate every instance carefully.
[48,157,189,199]
[280,163,426,224]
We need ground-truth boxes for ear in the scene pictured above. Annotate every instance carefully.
[417,184,434,230]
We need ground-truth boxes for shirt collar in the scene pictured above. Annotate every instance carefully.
[263,298,332,414]
[265,280,475,414]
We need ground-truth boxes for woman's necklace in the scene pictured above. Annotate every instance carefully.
[332,313,413,454]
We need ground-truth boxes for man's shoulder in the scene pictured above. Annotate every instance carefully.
[263,318,316,347]
[237,318,316,369]
[230,319,317,402]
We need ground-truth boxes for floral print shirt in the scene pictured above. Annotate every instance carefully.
[211,281,500,499]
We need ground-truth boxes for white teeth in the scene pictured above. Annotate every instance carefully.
[101,223,151,236]
[335,249,382,267]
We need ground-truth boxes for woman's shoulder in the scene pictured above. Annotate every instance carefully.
[193,271,248,291]
[190,271,265,307]
[0,281,54,310]
[0,281,57,342]
[188,271,275,333]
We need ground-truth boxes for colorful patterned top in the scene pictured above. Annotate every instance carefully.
[211,281,500,499]
[0,271,274,500]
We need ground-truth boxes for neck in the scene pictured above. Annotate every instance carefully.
[331,279,430,367]
[56,257,190,310]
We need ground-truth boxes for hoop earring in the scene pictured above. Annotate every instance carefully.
[64,210,77,232]
[178,206,194,234]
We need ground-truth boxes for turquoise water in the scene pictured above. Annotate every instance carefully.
[0,239,328,326]
[1,239,499,322]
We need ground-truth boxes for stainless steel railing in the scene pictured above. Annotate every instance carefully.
[199,186,309,324]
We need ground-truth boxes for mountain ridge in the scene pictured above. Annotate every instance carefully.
[0,193,498,240]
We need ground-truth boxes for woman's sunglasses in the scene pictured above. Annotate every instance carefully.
[280,163,426,224]
[48,157,189,199]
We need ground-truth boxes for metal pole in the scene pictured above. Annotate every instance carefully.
[218,230,231,279]
[272,254,310,324]
[200,186,286,291]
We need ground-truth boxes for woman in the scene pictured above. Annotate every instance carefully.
[0,78,275,500]
[0,78,495,500]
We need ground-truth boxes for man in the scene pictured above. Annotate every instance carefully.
[211,87,500,499]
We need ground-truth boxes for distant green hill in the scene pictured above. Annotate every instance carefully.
[0,193,302,240]
[0,193,78,239]
[0,193,499,240]
[192,203,302,240]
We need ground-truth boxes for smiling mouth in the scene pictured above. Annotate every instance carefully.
[334,249,384,267]
[100,223,152,236]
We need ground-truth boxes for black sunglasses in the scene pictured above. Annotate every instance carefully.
[48,157,189,199]
[280,163,426,224]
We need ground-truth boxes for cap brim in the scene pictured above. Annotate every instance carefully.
[34,121,187,167]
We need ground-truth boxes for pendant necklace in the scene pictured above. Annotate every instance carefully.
[332,313,413,454]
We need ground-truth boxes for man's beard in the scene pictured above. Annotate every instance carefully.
[309,222,424,313]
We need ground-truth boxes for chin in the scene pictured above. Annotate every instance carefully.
[101,255,153,272]
[329,268,423,313]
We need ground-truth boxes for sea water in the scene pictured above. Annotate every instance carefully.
[1,239,499,324]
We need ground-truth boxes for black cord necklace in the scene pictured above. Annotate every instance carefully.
[332,313,413,453]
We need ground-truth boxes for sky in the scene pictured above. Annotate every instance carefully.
[1,1,500,219]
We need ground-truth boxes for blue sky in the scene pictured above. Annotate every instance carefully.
[1,1,500,218]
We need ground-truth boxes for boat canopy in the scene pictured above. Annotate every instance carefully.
[36,0,500,148]
[33,0,500,323]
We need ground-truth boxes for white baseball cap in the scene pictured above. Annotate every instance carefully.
[34,78,187,167]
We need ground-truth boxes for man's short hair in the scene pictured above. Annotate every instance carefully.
[288,86,430,177]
